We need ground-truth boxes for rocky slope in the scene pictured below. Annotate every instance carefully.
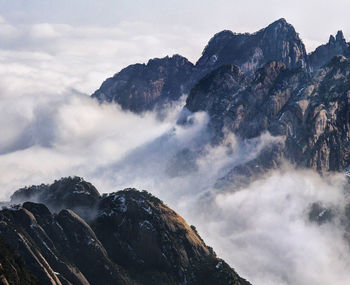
[185,55,350,187]
[1,177,250,285]
[0,238,39,285]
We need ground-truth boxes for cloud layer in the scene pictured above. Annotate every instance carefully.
[1,9,350,285]
[0,17,208,96]
[1,85,350,285]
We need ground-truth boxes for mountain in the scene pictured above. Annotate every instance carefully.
[1,177,250,285]
[91,18,350,185]
[185,55,350,187]
[309,31,349,71]
[91,55,194,113]
[92,19,312,112]
[92,19,350,114]
[195,18,308,77]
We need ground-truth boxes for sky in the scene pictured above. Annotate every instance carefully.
[0,0,349,95]
[2,2,350,284]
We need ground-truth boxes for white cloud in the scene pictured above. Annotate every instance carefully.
[0,17,207,96]
[30,23,60,39]
[1,7,350,285]
[2,81,350,285]
[184,171,350,285]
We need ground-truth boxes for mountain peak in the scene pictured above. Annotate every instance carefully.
[2,179,251,285]
[212,29,235,38]
[265,18,293,31]
[195,18,307,77]
[271,18,288,26]
[309,30,349,71]
[336,30,345,42]
[327,31,346,45]
[329,35,336,44]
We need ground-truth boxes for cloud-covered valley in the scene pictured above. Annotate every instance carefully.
[2,12,350,285]
[2,85,350,285]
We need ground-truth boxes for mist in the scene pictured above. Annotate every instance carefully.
[1,5,350,284]
[1,83,350,284]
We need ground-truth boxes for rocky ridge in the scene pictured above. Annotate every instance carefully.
[309,30,349,71]
[0,177,250,285]
[0,238,38,285]
[92,19,312,112]
[91,18,350,188]
[92,19,350,115]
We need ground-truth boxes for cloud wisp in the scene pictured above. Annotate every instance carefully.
[1,84,350,285]
[183,170,350,285]
[1,10,350,285]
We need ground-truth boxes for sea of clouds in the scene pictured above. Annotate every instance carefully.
[1,15,350,285]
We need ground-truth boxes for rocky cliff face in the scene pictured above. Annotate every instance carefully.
[91,55,194,113]
[0,177,250,285]
[195,18,308,77]
[186,55,350,187]
[91,18,350,184]
[281,55,350,172]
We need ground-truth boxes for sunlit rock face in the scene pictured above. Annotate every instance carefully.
[0,177,251,285]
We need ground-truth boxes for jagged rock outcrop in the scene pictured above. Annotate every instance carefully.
[280,55,350,172]
[92,55,194,113]
[1,178,250,285]
[309,31,349,71]
[91,18,350,115]
[195,18,308,77]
